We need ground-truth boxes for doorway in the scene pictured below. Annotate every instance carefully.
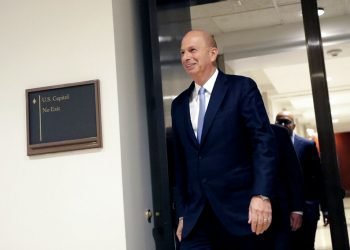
[149,0,350,249]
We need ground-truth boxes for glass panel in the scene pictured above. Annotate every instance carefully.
[157,2,192,249]
[319,0,350,244]
[191,0,350,248]
[190,0,331,247]
[158,2,192,128]
[190,0,317,137]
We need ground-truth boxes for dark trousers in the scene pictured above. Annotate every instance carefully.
[290,218,318,250]
[258,226,291,250]
[258,207,292,250]
[180,205,258,250]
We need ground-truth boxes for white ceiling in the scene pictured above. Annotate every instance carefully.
[190,0,350,134]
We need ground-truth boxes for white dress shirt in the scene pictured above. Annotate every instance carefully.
[291,132,296,144]
[189,69,218,138]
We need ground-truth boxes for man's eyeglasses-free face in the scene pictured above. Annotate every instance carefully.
[275,119,293,126]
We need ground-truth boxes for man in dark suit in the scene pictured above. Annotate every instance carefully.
[275,111,328,250]
[171,29,277,250]
[261,124,304,250]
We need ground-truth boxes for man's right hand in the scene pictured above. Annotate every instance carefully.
[176,218,183,242]
[290,212,302,231]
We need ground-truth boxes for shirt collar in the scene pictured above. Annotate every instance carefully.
[291,132,296,143]
[193,69,218,97]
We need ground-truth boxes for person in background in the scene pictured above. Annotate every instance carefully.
[261,124,304,250]
[275,111,328,250]
[171,29,277,250]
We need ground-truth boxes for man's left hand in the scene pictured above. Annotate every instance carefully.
[248,196,272,235]
[323,211,329,226]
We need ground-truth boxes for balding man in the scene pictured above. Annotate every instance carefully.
[275,111,328,250]
[171,29,277,250]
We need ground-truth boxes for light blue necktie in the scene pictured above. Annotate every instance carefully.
[197,87,206,143]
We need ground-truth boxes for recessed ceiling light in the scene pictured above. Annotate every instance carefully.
[158,36,173,43]
[327,49,342,57]
[318,7,325,16]
[299,7,325,17]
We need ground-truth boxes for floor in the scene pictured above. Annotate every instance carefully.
[314,198,350,250]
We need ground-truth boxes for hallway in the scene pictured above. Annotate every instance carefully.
[315,198,350,250]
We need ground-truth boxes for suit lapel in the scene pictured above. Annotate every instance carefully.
[293,135,303,157]
[200,72,229,144]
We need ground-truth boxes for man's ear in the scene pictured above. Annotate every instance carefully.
[210,47,219,62]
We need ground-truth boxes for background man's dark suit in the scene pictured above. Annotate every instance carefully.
[171,71,277,239]
[261,124,303,250]
[292,134,327,250]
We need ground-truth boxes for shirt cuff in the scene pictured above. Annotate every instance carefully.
[257,195,270,201]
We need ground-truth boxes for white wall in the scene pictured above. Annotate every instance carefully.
[0,0,153,249]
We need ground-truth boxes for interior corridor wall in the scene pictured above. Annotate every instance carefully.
[0,0,153,249]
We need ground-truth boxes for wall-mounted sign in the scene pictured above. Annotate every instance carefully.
[26,80,102,155]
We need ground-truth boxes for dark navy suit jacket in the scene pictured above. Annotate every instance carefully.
[293,134,327,220]
[270,124,303,230]
[171,71,277,238]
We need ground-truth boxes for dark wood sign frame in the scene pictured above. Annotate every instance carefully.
[26,80,102,155]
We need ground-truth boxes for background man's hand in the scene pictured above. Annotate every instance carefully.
[323,211,329,226]
[290,212,302,231]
